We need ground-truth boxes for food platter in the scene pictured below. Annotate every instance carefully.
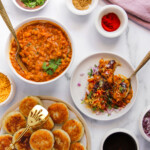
[0,96,91,150]
[70,52,138,121]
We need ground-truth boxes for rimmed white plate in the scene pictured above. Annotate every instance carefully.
[70,52,138,121]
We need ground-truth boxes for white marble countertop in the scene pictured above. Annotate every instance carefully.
[0,0,150,149]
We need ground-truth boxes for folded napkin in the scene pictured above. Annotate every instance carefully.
[104,0,150,30]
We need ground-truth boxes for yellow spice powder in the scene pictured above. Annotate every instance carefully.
[0,73,11,103]
[72,0,92,10]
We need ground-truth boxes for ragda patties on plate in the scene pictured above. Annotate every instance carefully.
[53,129,70,150]
[48,103,69,124]
[0,134,12,150]
[70,142,85,150]
[62,119,84,142]
[13,128,32,150]
[2,111,26,135]
[30,129,54,150]
[19,96,43,117]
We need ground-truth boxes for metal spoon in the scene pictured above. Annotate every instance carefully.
[0,0,27,71]
[7,105,49,150]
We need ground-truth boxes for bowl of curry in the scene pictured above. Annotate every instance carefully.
[7,17,74,84]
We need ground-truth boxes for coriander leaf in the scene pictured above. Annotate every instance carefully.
[108,104,112,109]
[47,70,53,75]
[55,59,61,65]
[88,69,93,77]
[92,107,97,111]
[87,91,93,99]
[122,79,125,82]
[42,62,49,71]
[114,105,118,109]
[27,2,36,8]
[49,63,58,71]
[49,59,55,64]
[119,87,124,93]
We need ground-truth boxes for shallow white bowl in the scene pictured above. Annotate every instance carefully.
[100,128,139,150]
[66,0,99,15]
[0,71,15,107]
[70,52,138,121]
[95,5,128,38]
[6,17,74,85]
[139,105,150,142]
[12,0,49,12]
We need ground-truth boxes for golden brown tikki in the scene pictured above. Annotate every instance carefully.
[19,96,43,117]
[62,119,84,142]
[30,129,54,150]
[48,103,69,124]
[2,112,26,135]
[0,134,12,150]
[13,128,32,150]
[70,142,85,150]
[53,129,70,150]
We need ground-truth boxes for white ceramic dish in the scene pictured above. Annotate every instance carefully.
[12,0,49,12]
[66,0,99,15]
[70,52,138,121]
[139,105,150,142]
[0,71,15,107]
[6,17,74,85]
[95,5,128,38]
[100,128,139,150]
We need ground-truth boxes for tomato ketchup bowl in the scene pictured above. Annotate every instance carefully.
[6,17,74,85]
[95,5,128,38]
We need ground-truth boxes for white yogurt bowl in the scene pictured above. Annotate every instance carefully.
[100,128,139,150]
[66,0,99,15]
[6,17,74,85]
[95,5,128,38]
[12,0,49,12]
[0,71,15,107]
[139,105,150,142]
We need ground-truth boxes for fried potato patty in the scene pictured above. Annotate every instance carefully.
[30,129,54,150]
[70,143,85,150]
[13,128,32,150]
[19,96,43,117]
[2,112,26,135]
[53,129,70,150]
[62,119,84,142]
[0,134,12,150]
[48,103,69,124]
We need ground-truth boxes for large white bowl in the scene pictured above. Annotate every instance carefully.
[0,71,16,107]
[70,52,138,121]
[139,105,150,142]
[100,128,139,150]
[6,17,74,85]
[12,0,49,12]
[95,5,128,38]
[66,0,99,15]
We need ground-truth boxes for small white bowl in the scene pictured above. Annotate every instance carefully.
[12,0,49,12]
[0,71,16,107]
[95,5,128,38]
[6,17,74,85]
[66,0,99,15]
[100,128,139,150]
[139,105,150,142]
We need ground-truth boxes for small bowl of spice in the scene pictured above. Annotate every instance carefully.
[95,5,128,38]
[0,71,15,107]
[139,105,150,142]
[101,128,139,150]
[66,0,99,15]
[12,0,49,12]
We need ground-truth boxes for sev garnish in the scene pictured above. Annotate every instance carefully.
[0,73,11,103]
[72,0,92,10]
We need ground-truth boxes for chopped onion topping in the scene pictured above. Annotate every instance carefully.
[143,110,150,137]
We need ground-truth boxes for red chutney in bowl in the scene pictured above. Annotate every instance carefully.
[9,21,72,82]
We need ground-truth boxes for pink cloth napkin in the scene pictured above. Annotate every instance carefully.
[104,0,150,30]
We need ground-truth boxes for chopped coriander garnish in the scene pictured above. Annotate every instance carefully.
[119,87,124,93]
[108,105,112,109]
[81,100,85,104]
[99,109,104,112]
[122,79,125,82]
[92,107,97,111]
[21,0,46,8]
[87,91,93,99]
[88,69,93,77]
[42,59,61,75]
[114,105,119,109]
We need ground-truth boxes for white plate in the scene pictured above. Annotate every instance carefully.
[70,52,138,121]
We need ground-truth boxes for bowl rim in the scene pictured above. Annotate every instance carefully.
[12,0,49,12]
[139,105,150,142]
[70,51,138,121]
[95,4,128,38]
[100,128,140,150]
[6,17,74,85]
[66,0,99,15]
[0,71,15,107]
